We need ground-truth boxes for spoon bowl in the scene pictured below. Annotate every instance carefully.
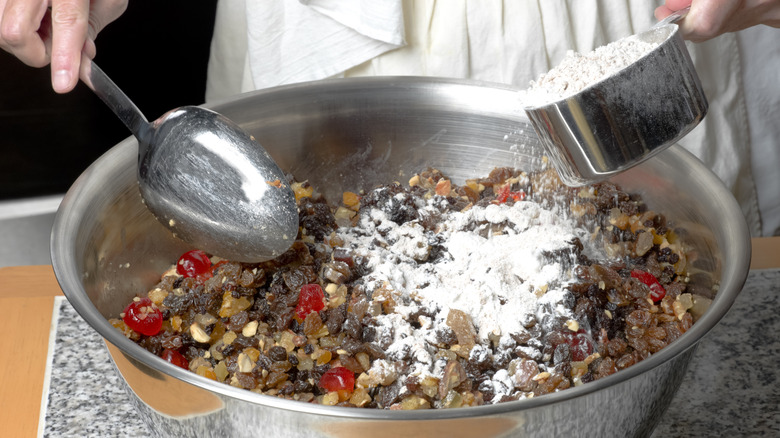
[81,60,298,262]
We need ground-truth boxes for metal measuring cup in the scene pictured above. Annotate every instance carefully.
[524,11,707,186]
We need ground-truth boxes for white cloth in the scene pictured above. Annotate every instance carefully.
[207,0,780,236]
[738,25,780,237]
[248,0,404,89]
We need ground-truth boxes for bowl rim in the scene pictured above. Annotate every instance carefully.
[51,76,752,420]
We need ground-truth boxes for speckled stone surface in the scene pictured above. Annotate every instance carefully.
[42,297,148,437]
[651,268,780,437]
[41,270,780,437]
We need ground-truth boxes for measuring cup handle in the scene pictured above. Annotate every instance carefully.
[654,6,690,28]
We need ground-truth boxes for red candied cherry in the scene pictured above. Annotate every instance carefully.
[631,269,666,302]
[161,349,189,369]
[318,367,355,393]
[295,283,325,320]
[495,184,526,204]
[176,249,212,279]
[122,297,163,336]
[562,329,595,362]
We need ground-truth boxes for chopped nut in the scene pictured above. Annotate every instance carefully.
[367,360,397,386]
[189,322,211,343]
[438,360,467,399]
[237,353,254,373]
[673,293,694,320]
[242,320,259,337]
[355,352,370,372]
[209,341,224,361]
[324,283,338,295]
[583,352,601,365]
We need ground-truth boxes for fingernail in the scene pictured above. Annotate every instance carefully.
[53,69,72,92]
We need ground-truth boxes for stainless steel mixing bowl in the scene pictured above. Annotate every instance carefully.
[51,77,750,438]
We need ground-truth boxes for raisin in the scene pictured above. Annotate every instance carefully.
[269,346,289,362]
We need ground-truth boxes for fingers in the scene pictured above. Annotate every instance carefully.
[0,0,51,67]
[87,0,127,40]
[656,0,780,42]
[654,5,674,21]
[76,0,126,85]
[666,0,694,12]
[49,0,90,93]
[1,0,126,93]
[655,0,721,42]
[680,0,737,42]
[50,0,127,93]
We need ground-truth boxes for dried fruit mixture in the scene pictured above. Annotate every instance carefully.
[111,166,715,409]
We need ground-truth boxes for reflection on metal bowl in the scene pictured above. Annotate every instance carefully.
[51,77,750,438]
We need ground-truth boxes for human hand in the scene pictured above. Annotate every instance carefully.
[0,0,127,93]
[655,0,780,42]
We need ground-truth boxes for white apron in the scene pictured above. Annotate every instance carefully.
[206,0,780,237]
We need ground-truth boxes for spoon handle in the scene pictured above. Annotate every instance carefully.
[82,59,152,144]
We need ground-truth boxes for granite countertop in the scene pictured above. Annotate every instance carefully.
[39,268,780,437]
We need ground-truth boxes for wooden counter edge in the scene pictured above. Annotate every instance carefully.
[750,236,780,270]
[0,265,62,437]
[0,265,63,298]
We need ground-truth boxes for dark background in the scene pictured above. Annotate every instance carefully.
[0,0,218,200]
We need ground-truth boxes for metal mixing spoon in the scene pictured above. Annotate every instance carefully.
[80,60,298,262]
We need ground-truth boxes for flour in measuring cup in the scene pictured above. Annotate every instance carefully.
[521,34,659,105]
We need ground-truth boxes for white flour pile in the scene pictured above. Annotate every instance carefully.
[522,34,659,105]
[336,185,594,401]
